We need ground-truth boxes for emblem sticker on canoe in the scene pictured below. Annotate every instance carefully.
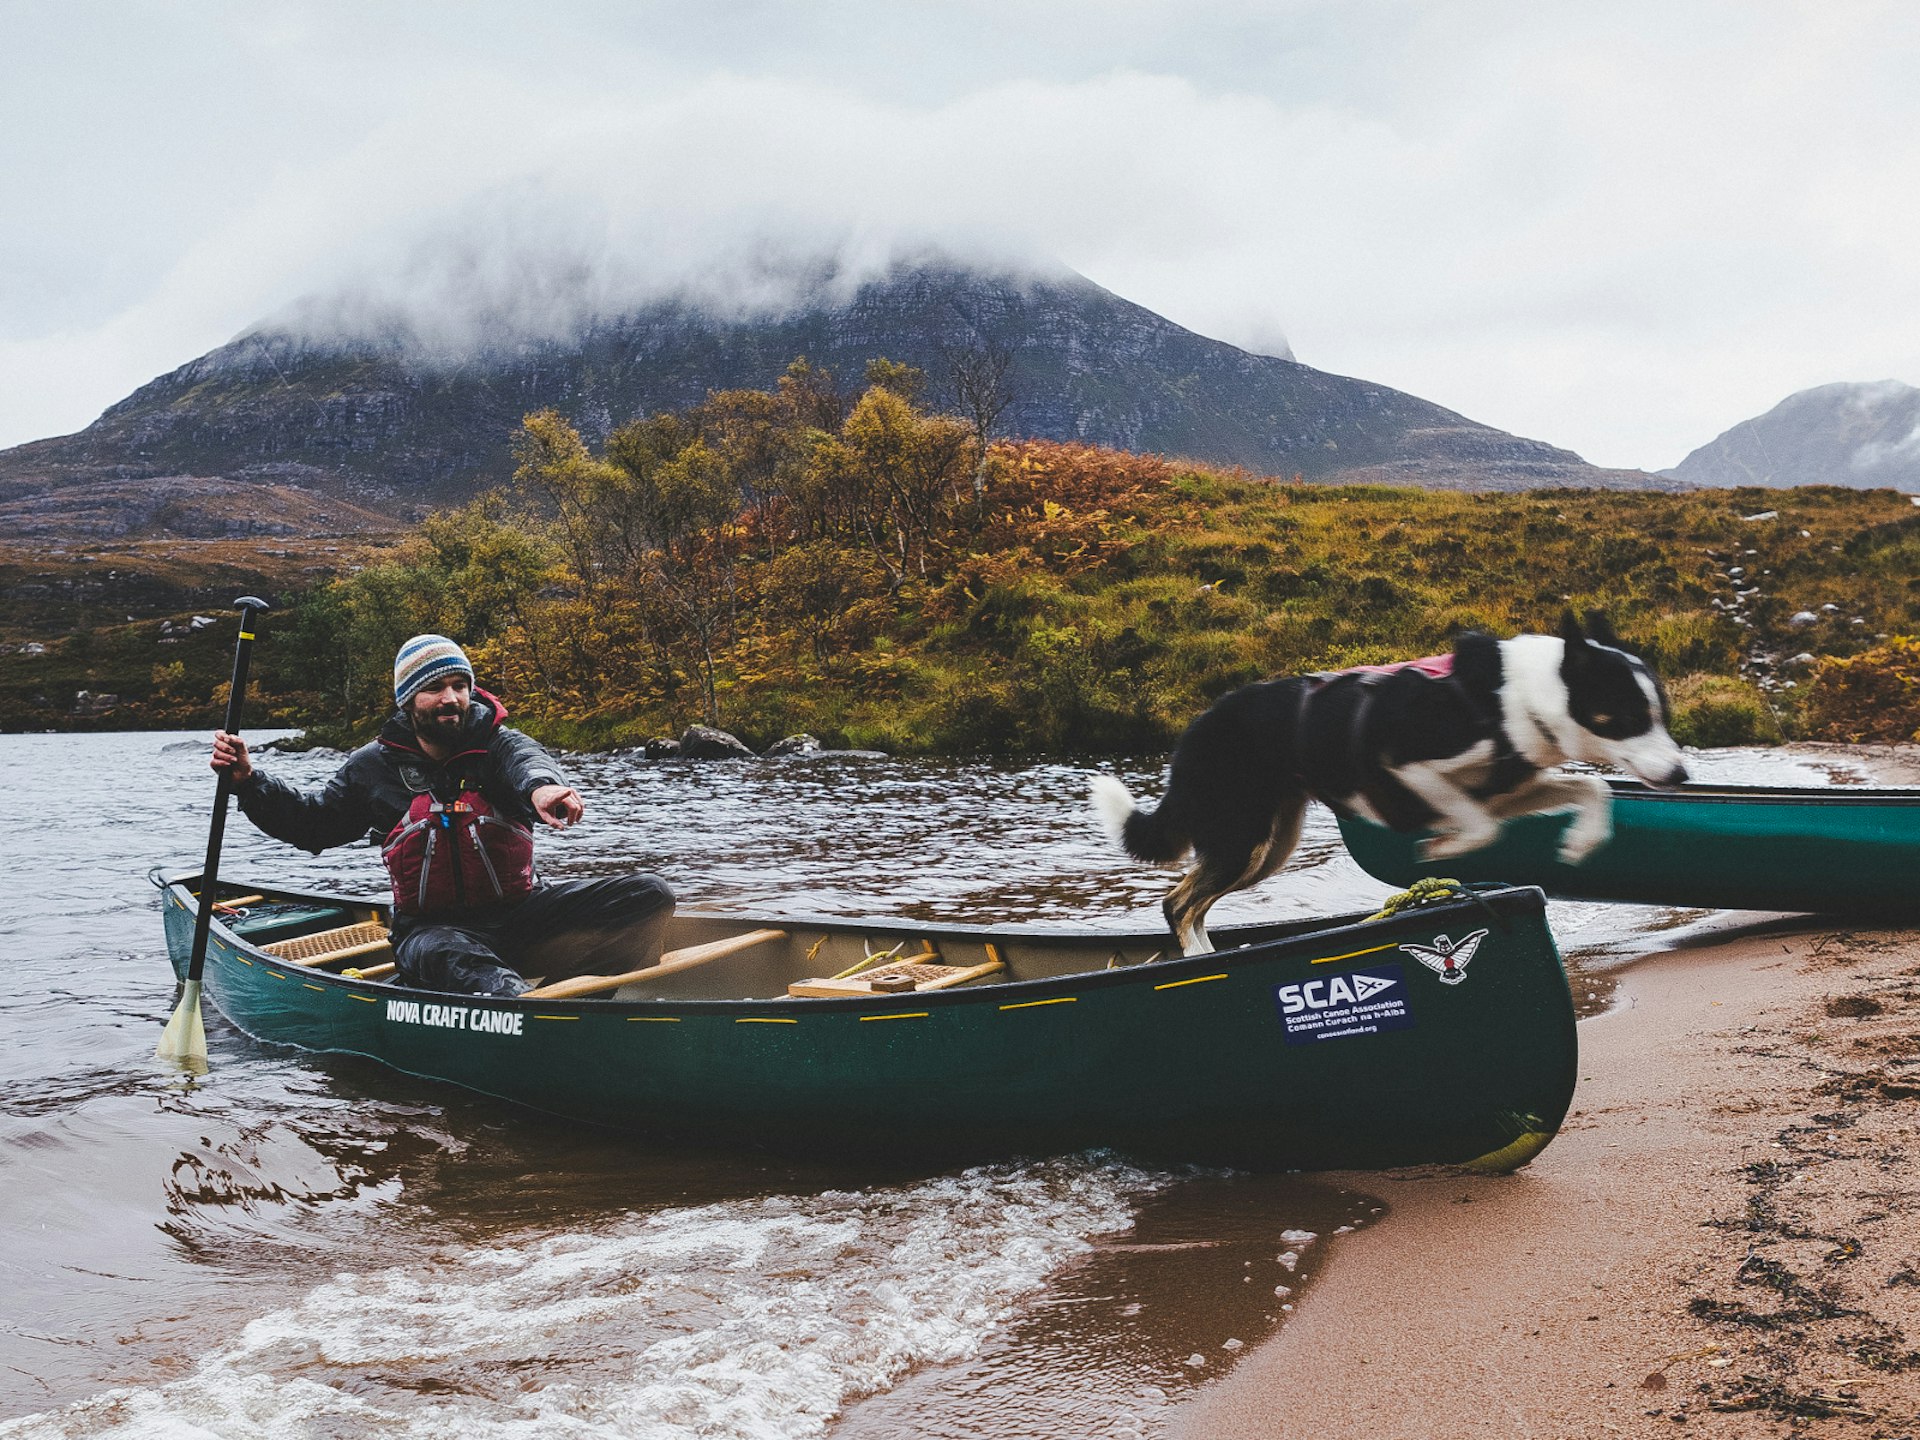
[1274,964,1414,1045]
[1399,929,1488,986]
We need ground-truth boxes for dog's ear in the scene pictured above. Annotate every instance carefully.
[1585,610,1621,648]
[1560,608,1591,674]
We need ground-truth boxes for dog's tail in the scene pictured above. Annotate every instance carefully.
[1090,775,1190,864]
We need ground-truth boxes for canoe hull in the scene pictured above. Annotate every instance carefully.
[159,877,1577,1172]
[1336,782,1920,917]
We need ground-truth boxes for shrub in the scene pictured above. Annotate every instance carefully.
[1800,637,1920,742]
[1666,673,1784,748]
[1639,610,1738,676]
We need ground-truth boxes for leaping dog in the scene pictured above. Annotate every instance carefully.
[1092,611,1688,955]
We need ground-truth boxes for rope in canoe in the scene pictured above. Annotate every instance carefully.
[1364,876,1466,922]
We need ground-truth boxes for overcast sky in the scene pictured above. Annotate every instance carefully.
[3,0,1917,470]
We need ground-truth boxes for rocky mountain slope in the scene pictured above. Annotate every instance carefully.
[1663,380,1920,491]
[0,263,1670,538]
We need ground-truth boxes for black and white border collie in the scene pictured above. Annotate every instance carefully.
[1091,611,1688,955]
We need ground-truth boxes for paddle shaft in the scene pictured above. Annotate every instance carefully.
[184,598,269,986]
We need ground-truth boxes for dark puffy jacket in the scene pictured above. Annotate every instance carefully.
[236,691,569,855]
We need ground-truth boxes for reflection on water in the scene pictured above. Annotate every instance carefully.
[0,733,1872,1433]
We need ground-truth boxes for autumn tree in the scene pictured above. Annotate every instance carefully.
[945,339,1017,499]
[829,385,974,588]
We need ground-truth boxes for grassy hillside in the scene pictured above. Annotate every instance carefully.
[6,370,1918,751]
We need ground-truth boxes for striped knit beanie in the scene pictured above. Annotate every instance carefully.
[393,634,475,707]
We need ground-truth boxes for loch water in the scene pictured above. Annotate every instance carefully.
[0,732,1866,1438]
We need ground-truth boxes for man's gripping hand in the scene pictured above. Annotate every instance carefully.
[531,784,584,829]
[211,730,254,784]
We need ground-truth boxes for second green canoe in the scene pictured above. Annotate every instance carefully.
[1338,780,1920,917]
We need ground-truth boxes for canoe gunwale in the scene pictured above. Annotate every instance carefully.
[159,871,1550,1016]
[1604,779,1920,807]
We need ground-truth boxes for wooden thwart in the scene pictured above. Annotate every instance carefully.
[519,928,788,1001]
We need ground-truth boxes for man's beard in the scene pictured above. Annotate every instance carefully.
[415,702,466,741]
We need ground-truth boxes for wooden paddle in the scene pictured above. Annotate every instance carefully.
[519,928,787,1000]
[158,596,269,1070]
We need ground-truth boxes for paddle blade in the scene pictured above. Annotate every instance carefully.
[156,980,209,1071]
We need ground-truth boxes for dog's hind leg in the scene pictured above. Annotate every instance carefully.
[1163,857,1242,957]
[1163,792,1308,956]
[1247,790,1308,888]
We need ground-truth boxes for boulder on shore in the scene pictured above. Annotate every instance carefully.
[679,725,755,760]
[764,733,823,757]
[642,736,681,760]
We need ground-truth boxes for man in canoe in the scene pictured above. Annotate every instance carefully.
[209,634,674,997]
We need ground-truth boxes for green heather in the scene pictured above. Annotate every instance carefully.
[7,361,1920,752]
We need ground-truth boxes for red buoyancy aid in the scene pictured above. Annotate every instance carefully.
[382,788,536,916]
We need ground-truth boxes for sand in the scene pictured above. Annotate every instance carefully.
[1172,749,1920,1440]
[1173,923,1920,1438]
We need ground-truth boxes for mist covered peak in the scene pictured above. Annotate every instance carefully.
[1665,380,1920,492]
[249,224,1078,366]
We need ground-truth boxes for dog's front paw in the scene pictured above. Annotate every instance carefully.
[1557,812,1613,865]
[1420,824,1501,861]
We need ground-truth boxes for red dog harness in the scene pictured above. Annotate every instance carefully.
[1330,653,1454,681]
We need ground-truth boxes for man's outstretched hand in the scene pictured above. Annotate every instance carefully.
[211,730,254,783]
[531,784,584,829]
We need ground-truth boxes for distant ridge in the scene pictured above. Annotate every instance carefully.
[1663,380,1920,492]
[0,262,1675,537]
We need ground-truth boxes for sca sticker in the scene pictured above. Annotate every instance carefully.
[1274,963,1414,1045]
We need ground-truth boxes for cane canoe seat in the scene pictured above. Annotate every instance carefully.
[261,921,393,969]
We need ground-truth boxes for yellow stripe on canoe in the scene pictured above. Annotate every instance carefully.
[1309,942,1398,965]
[1154,973,1227,991]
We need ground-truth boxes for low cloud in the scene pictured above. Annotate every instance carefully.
[3,2,1919,467]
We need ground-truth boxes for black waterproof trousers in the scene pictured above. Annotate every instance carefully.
[393,875,675,997]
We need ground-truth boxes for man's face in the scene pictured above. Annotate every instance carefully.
[408,674,472,742]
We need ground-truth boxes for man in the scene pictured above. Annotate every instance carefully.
[211,634,674,997]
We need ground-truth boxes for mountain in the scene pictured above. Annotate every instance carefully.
[1663,380,1920,492]
[0,262,1671,538]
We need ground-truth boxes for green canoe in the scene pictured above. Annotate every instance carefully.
[1337,780,1920,917]
[152,869,1576,1173]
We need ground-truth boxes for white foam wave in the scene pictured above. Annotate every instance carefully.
[2,1156,1169,1440]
